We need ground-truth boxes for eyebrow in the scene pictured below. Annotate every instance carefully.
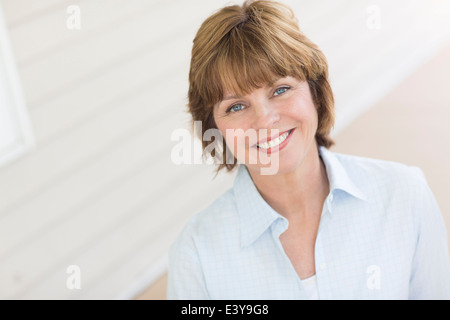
[221,95,241,102]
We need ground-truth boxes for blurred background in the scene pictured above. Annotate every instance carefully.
[0,0,448,300]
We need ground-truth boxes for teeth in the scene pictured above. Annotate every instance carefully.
[257,130,290,149]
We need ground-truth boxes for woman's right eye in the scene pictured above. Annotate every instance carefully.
[228,103,244,113]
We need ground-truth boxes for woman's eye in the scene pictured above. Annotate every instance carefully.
[228,104,244,113]
[274,86,290,96]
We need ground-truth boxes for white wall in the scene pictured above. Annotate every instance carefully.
[0,0,448,299]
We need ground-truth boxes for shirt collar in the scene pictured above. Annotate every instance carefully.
[233,146,369,248]
[318,146,369,204]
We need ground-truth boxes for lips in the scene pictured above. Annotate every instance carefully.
[253,129,295,153]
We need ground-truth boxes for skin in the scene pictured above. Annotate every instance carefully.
[213,76,330,279]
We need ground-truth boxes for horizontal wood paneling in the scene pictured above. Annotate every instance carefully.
[18,1,196,105]
[0,0,235,299]
[1,0,74,27]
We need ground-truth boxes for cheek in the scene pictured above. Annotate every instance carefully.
[224,130,250,155]
[215,117,248,145]
[291,100,318,128]
[214,122,243,159]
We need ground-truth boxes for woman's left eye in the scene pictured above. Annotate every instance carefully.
[274,86,290,96]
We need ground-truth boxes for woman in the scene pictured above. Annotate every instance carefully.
[167,0,450,299]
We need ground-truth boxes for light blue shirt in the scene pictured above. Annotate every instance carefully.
[167,146,450,299]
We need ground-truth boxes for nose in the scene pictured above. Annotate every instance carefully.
[252,100,280,130]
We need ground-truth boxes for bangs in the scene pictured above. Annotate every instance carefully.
[206,24,308,106]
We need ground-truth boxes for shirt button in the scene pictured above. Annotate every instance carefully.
[319,263,326,270]
[329,194,334,202]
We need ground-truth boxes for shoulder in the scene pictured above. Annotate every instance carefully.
[329,151,440,243]
[333,151,427,192]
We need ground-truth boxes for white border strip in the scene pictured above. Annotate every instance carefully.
[0,2,35,169]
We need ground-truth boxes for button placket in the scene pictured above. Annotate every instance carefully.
[271,218,310,299]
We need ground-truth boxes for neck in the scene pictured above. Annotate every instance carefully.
[248,144,330,221]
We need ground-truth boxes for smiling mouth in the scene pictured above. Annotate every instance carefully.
[256,129,294,149]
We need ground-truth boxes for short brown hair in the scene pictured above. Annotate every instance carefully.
[187,0,335,174]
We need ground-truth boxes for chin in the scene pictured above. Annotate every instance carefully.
[246,149,306,176]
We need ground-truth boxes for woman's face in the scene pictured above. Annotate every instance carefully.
[213,76,319,175]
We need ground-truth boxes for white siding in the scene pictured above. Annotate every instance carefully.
[0,0,448,299]
[0,2,34,168]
